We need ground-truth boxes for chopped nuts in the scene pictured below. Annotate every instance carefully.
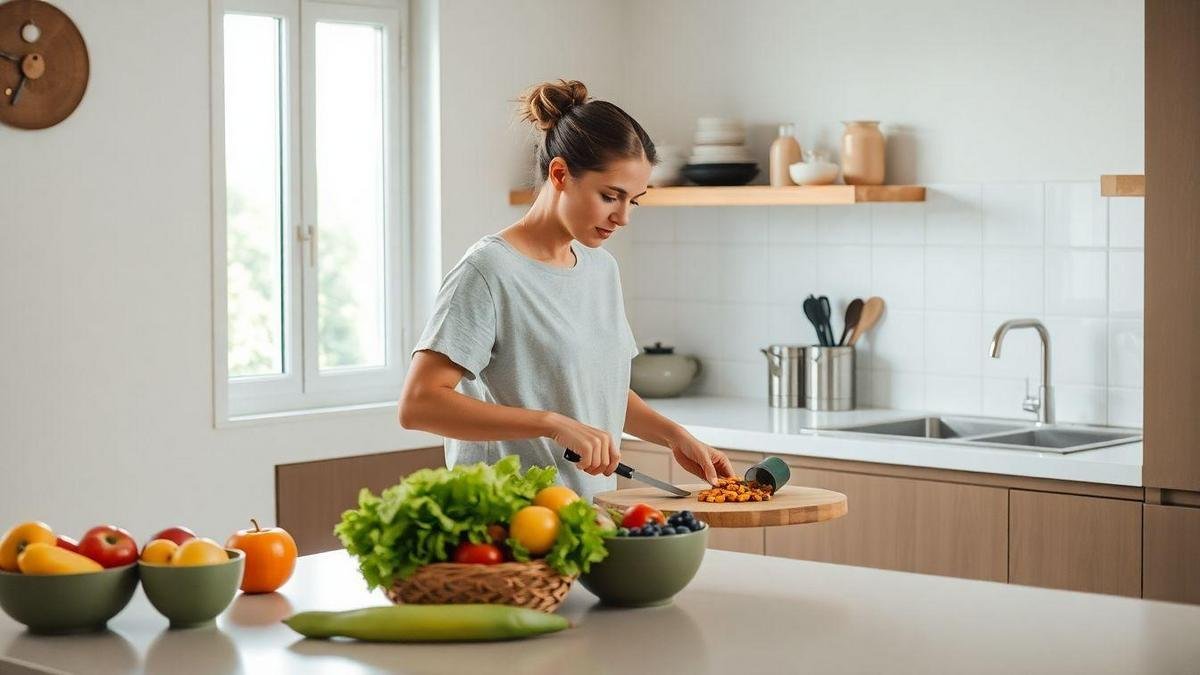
[697,477,773,503]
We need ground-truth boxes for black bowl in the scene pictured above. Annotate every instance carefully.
[680,163,760,186]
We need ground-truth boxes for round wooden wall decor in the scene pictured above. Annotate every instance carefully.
[0,0,89,130]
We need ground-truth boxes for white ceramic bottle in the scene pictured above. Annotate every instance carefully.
[769,124,803,187]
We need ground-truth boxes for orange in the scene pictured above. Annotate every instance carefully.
[225,519,297,593]
[140,538,179,564]
[509,506,560,556]
[171,538,227,566]
[0,522,56,572]
[532,486,580,514]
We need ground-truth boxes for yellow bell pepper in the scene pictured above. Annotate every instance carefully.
[17,542,103,575]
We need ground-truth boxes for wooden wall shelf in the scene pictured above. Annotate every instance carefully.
[1100,175,1145,197]
[508,185,926,207]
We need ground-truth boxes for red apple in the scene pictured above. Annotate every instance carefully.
[78,525,139,568]
[55,535,80,554]
[149,526,196,548]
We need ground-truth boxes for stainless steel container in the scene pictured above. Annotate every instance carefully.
[805,346,855,411]
[760,344,805,408]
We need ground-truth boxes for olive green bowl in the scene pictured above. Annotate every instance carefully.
[0,563,139,635]
[579,525,708,608]
[138,549,244,629]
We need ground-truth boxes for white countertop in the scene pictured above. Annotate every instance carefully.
[632,396,1142,486]
[3,549,1196,674]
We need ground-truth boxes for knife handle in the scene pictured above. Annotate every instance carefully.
[562,448,634,479]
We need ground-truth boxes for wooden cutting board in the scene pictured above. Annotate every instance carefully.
[593,484,848,528]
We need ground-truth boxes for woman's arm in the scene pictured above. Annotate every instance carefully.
[399,350,622,476]
[624,390,734,484]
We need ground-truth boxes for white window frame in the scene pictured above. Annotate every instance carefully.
[210,0,411,423]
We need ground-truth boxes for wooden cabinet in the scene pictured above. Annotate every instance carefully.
[1143,504,1200,604]
[615,446,673,492]
[276,447,445,555]
[1009,490,1142,597]
[765,466,1008,582]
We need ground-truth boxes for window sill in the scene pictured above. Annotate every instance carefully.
[217,400,399,429]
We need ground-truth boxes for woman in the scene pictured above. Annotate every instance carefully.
[398,79,734,501]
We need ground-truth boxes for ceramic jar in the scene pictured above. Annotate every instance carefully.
[840,121,885,186]
[630,343,701,398]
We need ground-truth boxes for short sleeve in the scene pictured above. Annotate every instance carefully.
[412,261,496,380]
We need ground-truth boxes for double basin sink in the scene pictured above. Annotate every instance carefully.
[828,416,1141,454]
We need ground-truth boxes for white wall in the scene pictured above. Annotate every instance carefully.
[615,0,1144,426]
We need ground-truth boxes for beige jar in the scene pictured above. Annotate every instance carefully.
[840,121,885,186]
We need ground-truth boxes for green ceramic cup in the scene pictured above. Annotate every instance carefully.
[139,549,244,629]
[745,455,791,492]
[578,526,708,607]
[0,563,139,635]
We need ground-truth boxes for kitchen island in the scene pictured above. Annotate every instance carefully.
[4,549,1198,674]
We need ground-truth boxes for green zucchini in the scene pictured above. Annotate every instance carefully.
[283,604,570,642]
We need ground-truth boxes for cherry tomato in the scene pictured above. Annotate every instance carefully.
[453,542,503,565]
[621,503,666,529]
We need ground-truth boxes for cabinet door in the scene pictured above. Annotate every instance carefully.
[1144,504,1200,604]
[616,446,673,492]
[276,447,445,555]
[765,468,1008,582]
[672,450,765,556]
[1009,490,1142,597]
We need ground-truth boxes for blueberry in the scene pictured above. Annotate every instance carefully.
[679,510,694,520]
[688,522,704,532]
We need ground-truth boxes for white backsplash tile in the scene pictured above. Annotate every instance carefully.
[817,206,872,245]
[631,207,676,243]
[1045,182,1107,248]
[1045,249,1108,316]
[924,312,983,376]
[982,182,1045,246]
[816,245,872,304]
[925,246,982,311]
[924,375,982,415]
[623,180,1141,429]
[1108,250,1144,316]
[983,247,1045,314]
[1108,198,1144,249]
[1108,320,1143,389]
[1054,385,1108,426]
[767,206,818,244]
[871,246,924,311]
[1107,388,1143,428]
[925,183,982,245]
[767,245,818,305]
[1044,317,1108,386]
[871,203,925,245]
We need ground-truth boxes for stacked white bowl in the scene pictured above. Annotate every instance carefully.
[688,117,753,164]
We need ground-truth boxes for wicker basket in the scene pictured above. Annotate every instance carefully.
[386,561,574,613]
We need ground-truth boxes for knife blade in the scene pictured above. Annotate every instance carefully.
[563,449,691,497]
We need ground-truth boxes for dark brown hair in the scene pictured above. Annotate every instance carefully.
[518,79,657,182]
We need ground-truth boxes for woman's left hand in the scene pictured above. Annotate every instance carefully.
[670,435,735,485]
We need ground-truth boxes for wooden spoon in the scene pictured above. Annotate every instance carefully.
[848,297,885,346]
[838,298,864,346]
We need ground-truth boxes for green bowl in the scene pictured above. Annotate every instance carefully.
[579,526,708,607]
[0,563,139,634]
[139,549,244,628]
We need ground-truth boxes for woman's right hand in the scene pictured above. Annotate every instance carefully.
[545,413,619,476]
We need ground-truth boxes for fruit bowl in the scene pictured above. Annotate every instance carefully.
[578,524,708,607]
[139,549,244,628]
[0,563,139,634]
[680,163,759,186]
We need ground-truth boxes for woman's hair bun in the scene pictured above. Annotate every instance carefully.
[519,79,589,132]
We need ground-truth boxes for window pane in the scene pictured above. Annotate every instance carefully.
[224,14,285,377]
[315,21,386,370]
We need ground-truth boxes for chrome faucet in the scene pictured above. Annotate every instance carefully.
[989,319,1054,424]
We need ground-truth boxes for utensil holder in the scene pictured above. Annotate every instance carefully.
[804,345,855,411]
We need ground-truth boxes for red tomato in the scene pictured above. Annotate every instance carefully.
[621,503,666,529]
[453,542,503,565]
[55,535,80,554]
[78,525,139,568]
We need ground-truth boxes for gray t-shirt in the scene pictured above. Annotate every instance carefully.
[413,233,639,500]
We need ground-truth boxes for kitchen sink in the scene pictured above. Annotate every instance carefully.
[835,416,1026,439]
[829,415,1140,454]
[968,428,1141,453]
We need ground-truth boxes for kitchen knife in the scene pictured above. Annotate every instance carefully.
[563,449,691,497]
